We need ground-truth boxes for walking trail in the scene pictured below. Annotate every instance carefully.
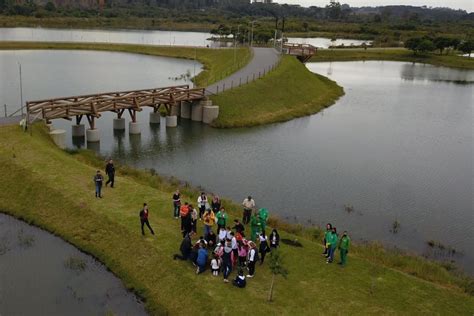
[205,47,281,95]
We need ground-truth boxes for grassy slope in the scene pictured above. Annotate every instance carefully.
[0,124,473,315]
[211,55,344,128]
[310,48,474,70]
[0,41,252,87]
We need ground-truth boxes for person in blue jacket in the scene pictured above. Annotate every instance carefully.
[196,242,208,274]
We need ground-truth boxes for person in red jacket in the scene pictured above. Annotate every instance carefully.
[139,203,155,236]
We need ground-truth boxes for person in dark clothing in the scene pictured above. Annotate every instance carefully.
[222,239,233,283]
[172,190,181,219]
[269,229,280,249]
[105,159,115,188]
[205,230,217,247]
[181,211,193,238]
[94,170,104,198]
[232,269,247,288]
[258,233,270,264]
[173,233,192,261]
[139,203,155,236]
[232,219,245,235]
[211,195,221,213]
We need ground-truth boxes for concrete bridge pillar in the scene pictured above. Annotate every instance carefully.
[71,124,85,137]
[166,115,177,127]
[129,121,141,134]
[149,112,161,124]
[202,105,219,124]
[191,103,203,122]
[86,129,100,142]
[46,122,54,131]
[113,118,126,130]
[50,129,66,149]
[180,101,191,119]
[171,104,181,116]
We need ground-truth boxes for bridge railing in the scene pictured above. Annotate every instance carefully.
[26,85,206,121]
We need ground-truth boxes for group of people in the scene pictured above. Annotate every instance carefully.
[172,191,281,287]
[322,223,351,267]
[92,159,116,198]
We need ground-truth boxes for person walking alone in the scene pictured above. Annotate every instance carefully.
[139,203,155,236]
[94,170,104,198]
[172,189,181,219]
[105,159,115,188]
[242,196,255,225]
[338,231,351,267]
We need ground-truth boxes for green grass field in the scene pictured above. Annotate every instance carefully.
[310,48,474,70]
[0,41,252,87]
[211,56,344,128]
[0,124,473,315]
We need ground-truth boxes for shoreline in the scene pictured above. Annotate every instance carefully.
[0,124,473,314]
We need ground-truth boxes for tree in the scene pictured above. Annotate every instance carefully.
[268,249,288,302]
[434,37,451,55]
[405,37,434,55]
[44,1,56,12]
[459,40,474,57]
[417,39,435,54]
[325,0,341,20]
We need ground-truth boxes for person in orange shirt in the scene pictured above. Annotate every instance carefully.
[180,202,190,231]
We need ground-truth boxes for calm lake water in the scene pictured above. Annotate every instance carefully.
[0,27,214,47]
[0,213,147,315]
[0,49,201,113]
[0,49,472,274]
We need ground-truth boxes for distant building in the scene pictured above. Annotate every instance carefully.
[253,0,273,3]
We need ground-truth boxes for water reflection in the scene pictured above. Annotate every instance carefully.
[400,63,474,84]
[72,136,85,149]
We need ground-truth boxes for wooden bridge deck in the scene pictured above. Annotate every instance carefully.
[283,43,317,63]
[26,85,206,125]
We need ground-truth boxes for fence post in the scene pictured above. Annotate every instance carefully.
[223,83,226,91]
[259,71,261,78]
[4,104,6,117]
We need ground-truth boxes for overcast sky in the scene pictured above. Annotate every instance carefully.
[274,0,473,12]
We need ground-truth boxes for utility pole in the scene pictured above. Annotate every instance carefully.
[18,62,23,116]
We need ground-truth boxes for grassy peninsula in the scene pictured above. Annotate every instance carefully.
[0,124,473,314]
[0,41,252,87]
[310,47,474,70]
[211,55,344,128]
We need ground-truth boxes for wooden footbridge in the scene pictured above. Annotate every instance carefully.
[283,43,317,63]
[26,84,206,128]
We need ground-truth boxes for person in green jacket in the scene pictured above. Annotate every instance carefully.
[250,213,261,242]
[326,227,338,264]
[258,208,269,233]
[216,207,228,232]
[323,223,332,257]
[338,231,351,267]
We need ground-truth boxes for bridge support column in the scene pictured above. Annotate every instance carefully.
[180,101,191,119]
[149,112,161,124]
[129,121,141,135]
[202,105,219,124]
[86,129,100,143]
[50,129,66,149]
[171,104,180,116]
[71,124,85,137]
[191,103,203,122]
[46,122,53,131]
[113,118,126,130]
[166,115,177,127]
